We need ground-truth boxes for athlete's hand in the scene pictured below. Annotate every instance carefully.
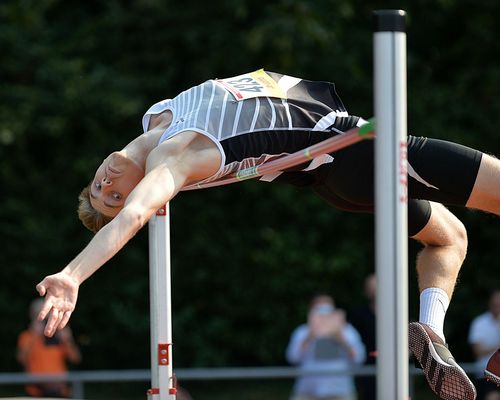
[36,272,79,337]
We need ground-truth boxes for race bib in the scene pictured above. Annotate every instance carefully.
[216,69,287,101]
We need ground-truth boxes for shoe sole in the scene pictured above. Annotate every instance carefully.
[408,322,476,400]
[485,370,500,387]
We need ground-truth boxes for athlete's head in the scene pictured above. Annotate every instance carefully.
[78,151,144,232]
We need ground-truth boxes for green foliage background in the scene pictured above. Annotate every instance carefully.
[1,0,500,374]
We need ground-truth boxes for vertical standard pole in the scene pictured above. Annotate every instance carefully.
[374,9,409,400]
[148,204,177,400]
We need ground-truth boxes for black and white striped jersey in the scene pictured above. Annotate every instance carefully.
[142,70,365,188]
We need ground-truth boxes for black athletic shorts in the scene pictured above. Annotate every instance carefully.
[277,117,483,236]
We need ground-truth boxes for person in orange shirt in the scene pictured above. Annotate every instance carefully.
[17,298,82,398]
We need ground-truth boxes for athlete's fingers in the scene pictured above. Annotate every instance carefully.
[37,297,53,321]
[54,308,65,331]
[36,281,47,297]
[44,308,60,337]
[59,311,72,331]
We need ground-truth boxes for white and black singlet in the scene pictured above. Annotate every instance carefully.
[142,69,366,187]
[142,70,483,236]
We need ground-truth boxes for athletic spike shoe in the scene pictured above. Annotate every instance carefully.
[409,322,476,400]
[485,349,500,386]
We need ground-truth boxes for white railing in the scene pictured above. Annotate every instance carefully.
[0,363,481,399]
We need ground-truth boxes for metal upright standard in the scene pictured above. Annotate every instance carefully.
[374,9,409,400]
[148,204,177,400]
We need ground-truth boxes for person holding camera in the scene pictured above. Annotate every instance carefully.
[286,294,365,400]
[468,290,500,400]
[17,298,81,398]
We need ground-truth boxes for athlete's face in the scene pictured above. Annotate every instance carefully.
[89,151,144,217]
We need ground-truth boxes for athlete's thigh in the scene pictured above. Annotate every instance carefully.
[407,136,483,206]
[316,138,375,207]
[310,141,432,236]
[466,153,500,214]
[321,135,483,208]
[312,176,431,237]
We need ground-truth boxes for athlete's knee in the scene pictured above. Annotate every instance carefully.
[449,217,468,263]
[412,203,468,261]
[443,214,467,264]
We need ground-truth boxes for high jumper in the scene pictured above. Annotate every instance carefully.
[36,69,500,399]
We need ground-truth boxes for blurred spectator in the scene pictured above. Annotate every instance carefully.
[173,374,193,400]
[349,274,377,400]
[176,386,193,400]
[485,388,500,400]
[286,293,365,400]
[468,289,500,400]
[16,298,82,398]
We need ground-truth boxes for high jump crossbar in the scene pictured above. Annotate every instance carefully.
[147,9,407,399]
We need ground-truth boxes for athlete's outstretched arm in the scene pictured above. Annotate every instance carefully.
[36,133,221,336]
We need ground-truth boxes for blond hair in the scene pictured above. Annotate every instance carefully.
[78,184,113,233]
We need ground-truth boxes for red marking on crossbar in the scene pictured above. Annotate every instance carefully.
[169,388,178,394]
